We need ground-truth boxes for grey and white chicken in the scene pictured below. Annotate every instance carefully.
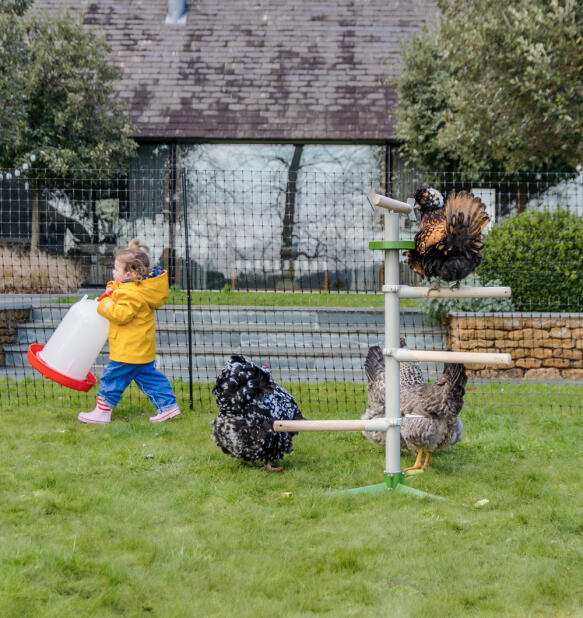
[361,338,465,471]
[361,337,424,447]
[400,362,466,471]
[211,355,304,471]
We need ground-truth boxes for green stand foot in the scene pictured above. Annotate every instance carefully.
[330,471,447,501]
[392,482,448,501]
[331,482,389,496]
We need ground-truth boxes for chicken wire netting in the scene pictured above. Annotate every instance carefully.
[0,167,581,414]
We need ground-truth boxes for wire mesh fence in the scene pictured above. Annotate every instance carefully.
[0,167,582,413]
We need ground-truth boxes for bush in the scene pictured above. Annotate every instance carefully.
[0,247,87,293]
[419,275,515,325]
[478,208,583,312]
[206,270,226,290]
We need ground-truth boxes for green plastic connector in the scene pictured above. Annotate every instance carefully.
[369,240,416,250]
[384,471,407,489]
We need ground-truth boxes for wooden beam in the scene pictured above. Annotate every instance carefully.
[392,285,512,299]
[274,419,393,433]
[387,348,512,367]
[367,190,413,214]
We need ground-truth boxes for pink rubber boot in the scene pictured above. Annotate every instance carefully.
[149,407,180,423]
[78,396,112,424]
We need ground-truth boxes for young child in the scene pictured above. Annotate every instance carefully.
[78,239,180,424]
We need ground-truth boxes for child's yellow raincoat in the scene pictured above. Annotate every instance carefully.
[97,268,169,364]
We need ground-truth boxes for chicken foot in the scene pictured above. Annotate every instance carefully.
[427,279,442,292]
[404,449,432,471]
[263,463,283,472]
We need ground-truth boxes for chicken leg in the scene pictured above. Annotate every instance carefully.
[264,463,283,472]
[428,279,442,292]
[405,449,432,471]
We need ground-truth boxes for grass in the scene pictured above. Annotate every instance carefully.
[1,382,582,616]
[53,287,422,309]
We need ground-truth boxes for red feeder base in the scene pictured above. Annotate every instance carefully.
[27,344,97,392]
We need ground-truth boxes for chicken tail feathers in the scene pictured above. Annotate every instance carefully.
[443,190,489,254]
[436,362,468,396]
[365,345,384,383]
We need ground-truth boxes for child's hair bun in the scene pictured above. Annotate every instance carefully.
[127,238,150,254]
[115,238,151,281]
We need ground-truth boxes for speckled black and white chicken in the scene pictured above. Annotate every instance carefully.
[211,355,304,471]
[405,186,489,289]
[361,338,425,447]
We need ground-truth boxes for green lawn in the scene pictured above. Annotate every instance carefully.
[55,287,422,308]
[1,382,582,616]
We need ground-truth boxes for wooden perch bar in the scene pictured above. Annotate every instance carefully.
[274,419,394,433]
[390,285,512,299]
[367,190,413,214]
[386,348,513,367]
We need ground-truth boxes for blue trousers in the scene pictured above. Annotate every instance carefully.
[98,360,177,412]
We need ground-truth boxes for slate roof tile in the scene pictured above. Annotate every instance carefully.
[33,0,438,141]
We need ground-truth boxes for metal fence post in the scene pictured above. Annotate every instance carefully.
[181,169,194,409]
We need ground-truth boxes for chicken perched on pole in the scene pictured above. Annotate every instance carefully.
[405,187,490,289]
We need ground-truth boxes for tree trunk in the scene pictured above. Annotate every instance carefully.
[280,144,303,280]
[30,182,40,254]
[516,179,528,213]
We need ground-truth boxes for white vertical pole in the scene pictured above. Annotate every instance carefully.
[384,212,401,476]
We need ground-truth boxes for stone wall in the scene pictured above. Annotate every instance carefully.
[0,308,30,366]
[445,312,583,380]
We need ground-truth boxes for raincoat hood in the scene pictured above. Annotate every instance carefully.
[121,267,169,309]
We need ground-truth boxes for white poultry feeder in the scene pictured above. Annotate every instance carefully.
[28,294,109,392]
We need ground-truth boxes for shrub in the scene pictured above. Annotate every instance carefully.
[478,207,583,312]
[0,247,87,293]
[419,275,515,325]
[206,269,226,290]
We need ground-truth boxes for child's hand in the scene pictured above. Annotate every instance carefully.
[97,288,113,302]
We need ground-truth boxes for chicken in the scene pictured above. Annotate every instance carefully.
[361,338,465,471]
[361,338,424,447]
[405,187,489,289]
[400,363,466,471]
[211,355,304,471]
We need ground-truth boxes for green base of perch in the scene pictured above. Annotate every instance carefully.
[331,472,447,501]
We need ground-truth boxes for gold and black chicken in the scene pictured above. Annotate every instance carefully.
[405,187,489,289]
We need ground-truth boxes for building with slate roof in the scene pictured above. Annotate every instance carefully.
[10,1,439,287]
[32,0,438,166]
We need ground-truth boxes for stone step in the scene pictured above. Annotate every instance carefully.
[2,353,444,384]
[3,339,445,381]
[8,325,444,356]
[24,306,436,335]
[14,323,441,347]
[0,364,374,384]
[29,304,425,326]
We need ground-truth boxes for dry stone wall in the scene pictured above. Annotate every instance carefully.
[446,312,583,381]
[0,308,30,366]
